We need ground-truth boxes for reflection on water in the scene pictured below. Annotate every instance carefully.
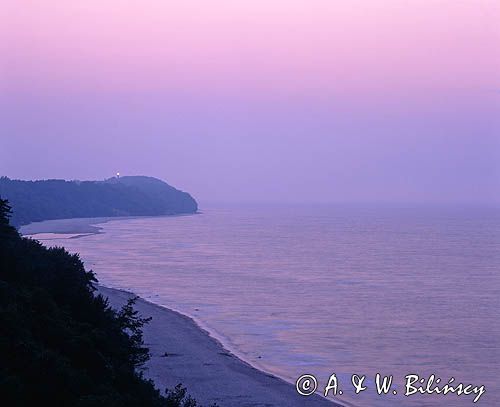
[41,204,500,406]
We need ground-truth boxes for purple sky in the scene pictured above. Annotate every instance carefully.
[1,1,499,204]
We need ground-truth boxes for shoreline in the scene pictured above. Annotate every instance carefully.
[98,285,340,407]
[19,216,122,237]
[19,213,200,238]
[22,216,343,406]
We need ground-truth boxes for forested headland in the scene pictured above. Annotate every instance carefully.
[0,176,198,227]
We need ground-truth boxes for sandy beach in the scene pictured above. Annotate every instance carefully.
[19,214,197,238]
[19,216,118,236]
[98,285,338,407]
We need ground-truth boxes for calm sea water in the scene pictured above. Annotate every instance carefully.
[40,204,500,406]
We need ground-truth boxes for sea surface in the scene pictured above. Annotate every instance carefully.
[37,204,500,406]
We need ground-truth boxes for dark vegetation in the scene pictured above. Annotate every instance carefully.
[0,198,206,406]
[0,176,198,227]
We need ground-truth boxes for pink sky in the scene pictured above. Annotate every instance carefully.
[1,1,500,203]
[3,1,500,95]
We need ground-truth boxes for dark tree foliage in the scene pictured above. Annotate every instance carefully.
[0,197,204,406]
[0,176,198,227]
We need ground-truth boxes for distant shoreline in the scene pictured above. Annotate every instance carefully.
[20,216,119,237]
[19,213,200,238]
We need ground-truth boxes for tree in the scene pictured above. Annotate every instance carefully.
[0,198,207,406]
[0,197,16,238]
[0,197,12,224]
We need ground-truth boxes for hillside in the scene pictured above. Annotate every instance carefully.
[0,176,198,227]
[0,198,203,406]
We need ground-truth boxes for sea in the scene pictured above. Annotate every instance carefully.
[34,203,500,406]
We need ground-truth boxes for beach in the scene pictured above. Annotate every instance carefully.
[98,285,337,407]
[20,216,131,236]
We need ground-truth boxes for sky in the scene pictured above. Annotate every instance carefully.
[1,0,499,204]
